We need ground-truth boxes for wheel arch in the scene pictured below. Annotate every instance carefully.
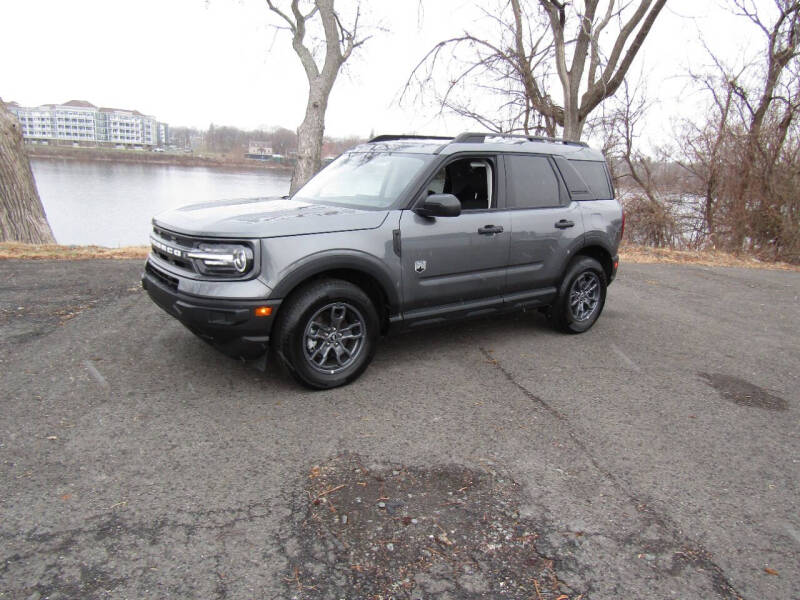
[269,252,399,332]
[572,244,614,282]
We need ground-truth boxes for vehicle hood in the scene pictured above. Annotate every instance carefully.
[152,197,389,238]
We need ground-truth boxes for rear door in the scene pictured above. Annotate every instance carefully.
[503,154,585,304]
[399,155,511,317]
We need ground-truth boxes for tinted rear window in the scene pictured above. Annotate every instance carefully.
[505,155,561,209]
[570,160,613,200]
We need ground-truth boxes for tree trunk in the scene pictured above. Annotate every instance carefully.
[0,99,54,244]
[291,86,329,194]
[562,110,586,142]
[704,181,716,248]
[540,0,666,142]
[267,0,364,195]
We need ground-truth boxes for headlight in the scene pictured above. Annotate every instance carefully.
[232,247,248,273]
[186,243,254,276]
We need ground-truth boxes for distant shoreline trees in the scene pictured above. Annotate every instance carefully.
[168,123,362,161]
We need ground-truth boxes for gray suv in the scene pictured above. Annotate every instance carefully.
[142,133,623,388]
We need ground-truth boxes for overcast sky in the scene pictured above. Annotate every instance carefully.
[2,0,761,144]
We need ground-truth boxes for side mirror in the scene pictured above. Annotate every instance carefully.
[415,193,461,218]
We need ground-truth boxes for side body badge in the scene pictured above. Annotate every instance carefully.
[414,260,427,274]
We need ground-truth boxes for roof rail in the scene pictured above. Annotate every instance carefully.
[451,132,589,148]
[368,134,453,143]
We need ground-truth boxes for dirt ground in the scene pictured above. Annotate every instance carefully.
[288,454,569,599]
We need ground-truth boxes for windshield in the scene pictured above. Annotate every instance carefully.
[292,151,433,209]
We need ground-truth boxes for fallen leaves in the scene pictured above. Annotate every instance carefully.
[284,566,316,593]
[764,567,779,576]
[297,455,570,599]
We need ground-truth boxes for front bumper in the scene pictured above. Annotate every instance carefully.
[142,262,281,359]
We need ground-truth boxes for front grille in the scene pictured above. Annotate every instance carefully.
[153,248,192,270]
[146,262,179,290]
[152,226,196,271]
[153,226,198,249]
[153,248,193,270]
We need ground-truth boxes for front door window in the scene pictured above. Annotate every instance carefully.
[426,157,495,211]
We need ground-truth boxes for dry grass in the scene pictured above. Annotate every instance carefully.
[0,242,149,260]
[619,244,800,271]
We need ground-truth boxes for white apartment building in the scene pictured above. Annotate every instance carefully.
[8,100,168,147]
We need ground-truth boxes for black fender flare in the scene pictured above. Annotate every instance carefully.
[582,231,617,255]
[564,234,616,280]
[269,250,401,309]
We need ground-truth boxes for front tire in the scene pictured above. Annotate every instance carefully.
[272,279,379,389]
[552,256,607,334]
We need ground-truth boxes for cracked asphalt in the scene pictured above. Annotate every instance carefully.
[0,259,798,599]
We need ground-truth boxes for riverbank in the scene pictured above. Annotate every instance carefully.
[2,241,797,270]
[618,244,800,270]
[0,242,148,260]
[26,144,294,172]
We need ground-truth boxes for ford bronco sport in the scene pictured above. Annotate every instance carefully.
[142,133,623,389]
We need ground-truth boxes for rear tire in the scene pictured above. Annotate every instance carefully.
[272,279,379,389]
[552,256,607,334]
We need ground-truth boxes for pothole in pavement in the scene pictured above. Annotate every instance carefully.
[699,372,788,411]
[283,454,577,599]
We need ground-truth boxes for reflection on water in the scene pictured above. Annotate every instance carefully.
[31,159,291,247]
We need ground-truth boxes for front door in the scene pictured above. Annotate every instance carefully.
[399,155,510,316]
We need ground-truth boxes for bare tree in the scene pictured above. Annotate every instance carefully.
[675,0,800,260]
[268,126,298,156]
[266,0,367,193]
[407,0,666,141]
[674,60,740,247]
[725,0,800,250]
[539,0,667,140]
[404,0,558,136]
[590,81,685,247]
[0,99,54,244]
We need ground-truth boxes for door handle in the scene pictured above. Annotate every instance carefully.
[555,219,575,229]
[478,225,504,235]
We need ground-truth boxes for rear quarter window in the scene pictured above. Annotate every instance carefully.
[570,160,613,200]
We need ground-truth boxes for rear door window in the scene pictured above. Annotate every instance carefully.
[505,155,562,209]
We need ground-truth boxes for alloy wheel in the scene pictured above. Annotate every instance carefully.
[303,302,366,374]
[569,272,601,322]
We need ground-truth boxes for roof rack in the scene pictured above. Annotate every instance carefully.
[368,134,454,143]
[451,132,589,148]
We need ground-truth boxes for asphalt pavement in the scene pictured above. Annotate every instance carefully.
[0,258,798,599]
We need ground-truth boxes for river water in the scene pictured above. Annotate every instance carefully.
[31,159,292,247]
